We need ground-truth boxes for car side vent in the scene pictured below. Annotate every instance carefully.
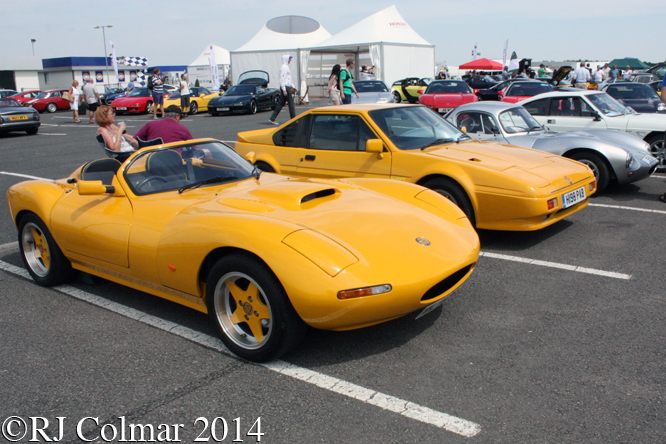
[421,264,473,301]
[301,188,335,204]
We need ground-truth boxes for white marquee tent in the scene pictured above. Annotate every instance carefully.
[188,44,230,90]
[230,15,331,93]
[308,5,434,85]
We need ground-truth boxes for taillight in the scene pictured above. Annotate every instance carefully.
[547,198,557,210]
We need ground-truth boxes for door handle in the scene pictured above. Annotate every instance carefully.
[547,119,556,124]
[304,155,316,161]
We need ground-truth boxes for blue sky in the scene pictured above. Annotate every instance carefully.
[4,0,665,66]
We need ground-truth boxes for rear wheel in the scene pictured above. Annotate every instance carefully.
[46,103,57,113]
[392,90,401,103]
[18,213,76,286]
[206,254,306,362]
[423,177,476,227]
[570,152,610,193]
[26,127,38,135]
[189,102,198,115]
[647,134,665,171]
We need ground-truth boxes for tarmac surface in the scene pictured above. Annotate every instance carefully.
[0,100,664,443]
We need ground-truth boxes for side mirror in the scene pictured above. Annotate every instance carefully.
[200,94,205,98]
[365,139,384,158]
[78,180,115,195]
[417,89,424,95]
[245,151,257,164]
[591,110,602,121]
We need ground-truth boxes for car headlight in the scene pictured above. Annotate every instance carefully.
[0,116,4,124]
[235,102,244,106]
[282,229,358,277]
[658,102,666,112]
[626,151,633,168]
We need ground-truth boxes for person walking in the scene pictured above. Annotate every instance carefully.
[150,68,165,119]
[623,65,634,80]
[610,64,620,80]
[268,55,296,125]
[339,59,359,104]
[327,64,341,106]
[125,78,135,96]
[179,73,190,115]
[68,80,81,123]
[82,79,100,124]
[501,66,509,81]
[593,66,604,84]
[537,64,546,78]
[602,63,610,80]
[573,62,591,89]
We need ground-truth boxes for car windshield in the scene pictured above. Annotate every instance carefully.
[0,98,21,107]
[353,81,389,92]
[587,93,628,116]
[225,85,256,96]
[128,89,150,97]
[607,84,660,100]
[124,141,256,195]
[498,107,543,133]
[369,106,468,150]
[426,81,471,94]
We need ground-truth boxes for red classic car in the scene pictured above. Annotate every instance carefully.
[26,89,71,113]
[418,80,479,114]
[111,88,156,114]
[499,81,554,104]
[11,90,43,104]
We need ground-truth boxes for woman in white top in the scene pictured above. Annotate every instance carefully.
[95,105,139,153]
[179,73,190,114]
[69,80,81,123]
[327,64,341,106]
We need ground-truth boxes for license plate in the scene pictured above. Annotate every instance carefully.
[10,115,28,121]
[217,107,230,111]
[562,186,586,208]
[642,155,656,165]
[415,296,448,320]
[116,107,127,111]
[438,108,453,113]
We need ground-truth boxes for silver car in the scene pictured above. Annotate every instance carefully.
[445,101,658,192]
[351,80,394,104]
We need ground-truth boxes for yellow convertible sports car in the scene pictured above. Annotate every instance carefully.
[162,86,221,115]
[6,139,479,362]
[235,104,597,231]
[391,77,433,103]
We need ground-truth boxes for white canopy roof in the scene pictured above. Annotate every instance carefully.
[310,5,432,52]
[235,16,331,52]
[189,44,230,67]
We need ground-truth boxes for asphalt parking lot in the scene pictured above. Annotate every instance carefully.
[1,103,665,443]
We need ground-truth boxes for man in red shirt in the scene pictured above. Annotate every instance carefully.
[135,105,193,144]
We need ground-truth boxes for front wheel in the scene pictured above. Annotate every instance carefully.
[206,254,306,362]
[570,152,610,193]
[146,101,153,114]
[18,213,76,286]
[646,134,665,171]
[249,100,257,114]
[189,102,198,115]
[423,177,476,227]
[46,103,57,113]
[392,90,401,103]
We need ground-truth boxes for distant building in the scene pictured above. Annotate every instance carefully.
[0,56,42,91]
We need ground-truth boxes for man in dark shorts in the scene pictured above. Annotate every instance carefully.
[150,68,165,119]
[82,79,100,123]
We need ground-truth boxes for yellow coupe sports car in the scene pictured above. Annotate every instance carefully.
[162,86,221,115]
[7,139,479,362]
[235,104,597,231]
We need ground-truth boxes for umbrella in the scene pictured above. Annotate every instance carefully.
[459,58,503,70]
[608,58,650,70]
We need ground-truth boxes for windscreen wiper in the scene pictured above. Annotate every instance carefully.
[421,138,454,150]
[178,176,239,193]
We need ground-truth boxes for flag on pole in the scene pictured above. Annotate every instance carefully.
[472,42,478,60]
[508,51,519,75]
[207,43,220,91]
[110,40,119,82]
[502,40,508,68]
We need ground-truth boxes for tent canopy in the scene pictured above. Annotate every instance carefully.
[189,44,230,66]
[235,16,331,52]
[608,58,650,70]
[459,58,503,70]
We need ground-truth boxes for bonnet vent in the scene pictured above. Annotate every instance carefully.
[301,188,335,204]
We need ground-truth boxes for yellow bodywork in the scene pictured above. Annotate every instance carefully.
[6,138,480,330]
[163,91,222,113]
[234,104,597,231]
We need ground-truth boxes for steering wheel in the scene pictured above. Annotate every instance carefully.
[136,176,169,191]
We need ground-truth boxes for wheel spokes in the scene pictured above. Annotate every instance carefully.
[30,227,50,269]
[227,280,270,342]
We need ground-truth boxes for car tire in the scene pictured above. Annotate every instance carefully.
[18,213,76,286]
[46,103,57,113]
[189,102,198,115]
[570,151,610,193]
[26,127,38,135]
[206,254,306,362]
[422,177,476,227]
[210,111,219,116]
[250,100,257,114]
[146,101,153,114]
[255,161,275,173]
[392,90,401,103]
[646,134,665,171]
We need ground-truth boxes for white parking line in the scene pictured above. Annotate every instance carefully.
[479,251,631,280]
[38,133,67,136]
[0,258,481,437]
[588,203,666,215]
[0,242,18,254]
[0,171,53,181]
